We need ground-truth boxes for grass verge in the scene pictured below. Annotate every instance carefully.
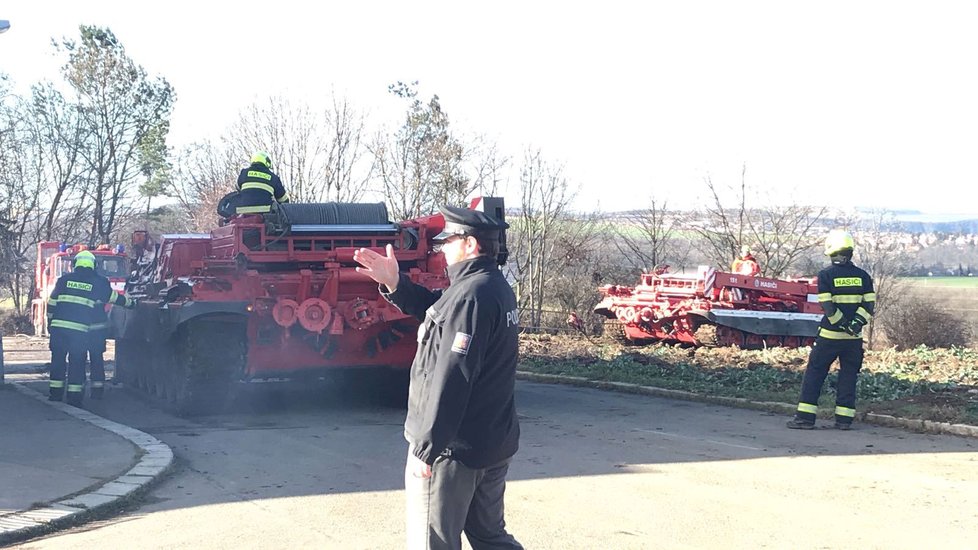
[518,334,978,426]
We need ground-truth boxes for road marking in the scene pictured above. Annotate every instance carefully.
[635,429,766,451]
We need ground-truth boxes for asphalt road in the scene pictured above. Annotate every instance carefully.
[11,377,978,550]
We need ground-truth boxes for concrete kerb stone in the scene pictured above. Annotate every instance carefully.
[516,370,978,439]
[0,383,176,546]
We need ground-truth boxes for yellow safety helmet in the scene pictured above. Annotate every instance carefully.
[74,250,96,270]
[824,229,855,256]
[250,151,272,170]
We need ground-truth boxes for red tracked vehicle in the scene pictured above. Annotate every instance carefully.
[594,266,822,348]
[113,198,507,414]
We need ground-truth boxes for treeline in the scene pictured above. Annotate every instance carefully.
[2,25,969,345]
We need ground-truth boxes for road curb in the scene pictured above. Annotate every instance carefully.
[0,383,175,546]
[516,371,978,439]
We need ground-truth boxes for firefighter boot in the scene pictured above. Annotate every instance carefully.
[48,388,64,402]
[65,392,84,407]
[786,417,815,430]
[833,421,852,430]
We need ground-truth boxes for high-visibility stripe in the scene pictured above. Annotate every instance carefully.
[49,380,65,388]
[50,319,89,332]
[279,193,290,203]
[855,307,872,321]
[835,406,856,418]
[246,170,272,181]
[831,295,863,304]
[817,292,832,302]
[863,292,876,302]
[91,381,105,388]
[818,327,861,340]
[827,310,843,324]
[67,384,84,393]
[48,297,59,306]
[236,205,272,213]
[89,322,109,330]
[56,294,97,307]
[241,181,275,194]
[797,402,819,414]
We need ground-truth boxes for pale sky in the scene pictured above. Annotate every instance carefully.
[1,1,976,216]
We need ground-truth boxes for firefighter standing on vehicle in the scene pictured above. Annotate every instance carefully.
[787,230,875,430]
[731,245,761,276]
[47,251,133,406]
[235,151,289,215]
[353,205,523,550]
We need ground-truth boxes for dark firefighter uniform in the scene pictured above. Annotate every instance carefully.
[87,302,111,399]
[381,205,522,549]
[789,231,875,429]
[235,151,289,214]
[47,251,133,406]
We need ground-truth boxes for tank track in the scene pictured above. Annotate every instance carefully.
[122,318,246,416]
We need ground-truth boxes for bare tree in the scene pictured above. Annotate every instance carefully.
[226,94,372,204]
[509,149,575,329]
[169,141,241,232]
[854,210,911,348]
[372,82,470,220]
[688,165,830,278]
[612,197,688,274]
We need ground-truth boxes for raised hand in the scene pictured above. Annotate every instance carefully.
[353,244,400,291]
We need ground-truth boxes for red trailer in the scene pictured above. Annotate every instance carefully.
[594,266,822,348]
[113,198,507,414]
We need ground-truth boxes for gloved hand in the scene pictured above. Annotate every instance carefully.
[843,316,866,336]
[126,298,139,309]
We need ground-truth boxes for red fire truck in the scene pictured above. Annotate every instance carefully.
[31,241,130,337]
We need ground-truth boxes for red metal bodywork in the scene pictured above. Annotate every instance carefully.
[117,206,461,380]
[594,266,822,348]
[31,242,129,337]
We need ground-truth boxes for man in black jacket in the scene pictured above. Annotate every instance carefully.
[47,251,134,406]
[787,230,875,430]
[235,151,289,215]
[354,205,523,550]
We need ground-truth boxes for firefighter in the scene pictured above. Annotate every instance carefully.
[47,251,134,406]
[731,245,761,276]
[235,151,290,215]
[787,230,875,430]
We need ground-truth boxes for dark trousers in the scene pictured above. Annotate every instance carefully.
[796,337,864,424]
[88,330,107,389]
[49,329,88,404]
[405,451,523,550]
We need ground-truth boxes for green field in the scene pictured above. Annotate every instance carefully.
[903,276,978,288]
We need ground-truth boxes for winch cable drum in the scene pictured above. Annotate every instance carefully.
[274,202,391,226]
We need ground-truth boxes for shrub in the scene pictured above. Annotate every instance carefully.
[0,310,33,336]
[879,294,972,350]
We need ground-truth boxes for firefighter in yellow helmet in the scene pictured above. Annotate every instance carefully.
[235,151,290,215]
[731,245,760,276]
[787,230,875,430]
[47,251,134,406]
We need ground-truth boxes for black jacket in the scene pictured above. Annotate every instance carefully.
[235,163,289,213]
[816,261,875,340]
[383,255,521,468]
[48,267,131,333]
